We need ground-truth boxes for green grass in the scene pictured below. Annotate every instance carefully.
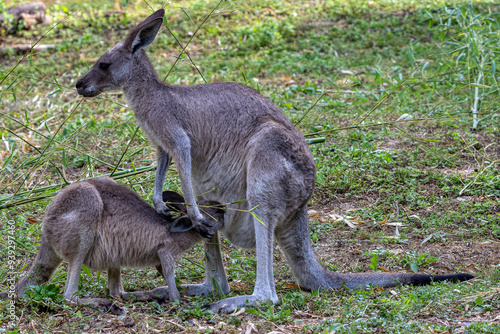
[1,0,499,332]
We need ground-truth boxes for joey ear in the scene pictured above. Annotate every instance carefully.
[162,191,187,213]
[169,216,193,233]
[162,190,185,203]
[124,9,165,54]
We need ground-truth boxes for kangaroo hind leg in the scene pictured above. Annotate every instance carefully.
[202,160,289,313]
[15,236,63,297]
[45,182,103,300]
[275,205,334,291]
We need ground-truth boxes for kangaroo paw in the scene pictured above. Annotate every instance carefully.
[194,218,216,239]
[154,201,174,220]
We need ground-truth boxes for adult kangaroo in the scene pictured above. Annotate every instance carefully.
[75,9,473,313]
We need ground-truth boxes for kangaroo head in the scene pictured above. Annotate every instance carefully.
[75,9,164,97]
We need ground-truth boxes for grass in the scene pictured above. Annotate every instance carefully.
[0,0,499,332]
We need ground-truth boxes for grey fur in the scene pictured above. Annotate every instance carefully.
[75,9,473,313]
[14,177,224,308]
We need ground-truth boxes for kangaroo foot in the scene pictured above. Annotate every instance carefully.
[202,294,278,314]
[122,287,170,304]
[78,297,123,315]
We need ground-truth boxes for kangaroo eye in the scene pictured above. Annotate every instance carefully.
[99,62,111,70]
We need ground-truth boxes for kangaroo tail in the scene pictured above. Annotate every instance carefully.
[315,271,474,290]
[399,273,474,286]
[15,236,62,296]
[276,206,474,290]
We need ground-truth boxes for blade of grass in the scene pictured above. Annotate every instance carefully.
[164,0,225,82]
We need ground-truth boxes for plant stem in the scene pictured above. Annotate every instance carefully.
[472,71,482,129]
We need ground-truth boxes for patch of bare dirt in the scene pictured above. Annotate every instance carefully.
[311,236,499,276]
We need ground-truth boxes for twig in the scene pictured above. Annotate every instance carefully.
[303,113,464,137]
[164,0,225,81]
[4,128,69,185]
[141,0,207,82]
[165,319,186,331]
[472,71,483,129]
[163,24,207,83]
[8,99,83,201]
[0,165,156,209]
[110,126,140,177]
[31,320,39,334]
[459,159,498,195]
[294,90,329,126]
[0,10,77,86]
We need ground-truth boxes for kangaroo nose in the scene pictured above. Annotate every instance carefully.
[75,80,83,89]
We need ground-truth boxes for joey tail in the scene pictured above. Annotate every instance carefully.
[276,206,474,290]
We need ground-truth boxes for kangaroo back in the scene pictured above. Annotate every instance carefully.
[43,182,103,261]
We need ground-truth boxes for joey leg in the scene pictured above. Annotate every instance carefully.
[15,238,62,297]
[120,263,171,303]
[126,233,229,302]
[158,249,180,301]
[107,267,123,297]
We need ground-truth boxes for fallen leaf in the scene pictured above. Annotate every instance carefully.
[22,135,39,152]
[421,234,434,245]
[343,219,357,228]
[245,322,258,334]
[307,209,318,217]
[386,222,405,226]
[232,307,245,316]
[379,216,389,225]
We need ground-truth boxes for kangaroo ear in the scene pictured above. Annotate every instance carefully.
[124,9,164,54]
[169,216,193,233]
[162,191,187,213]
